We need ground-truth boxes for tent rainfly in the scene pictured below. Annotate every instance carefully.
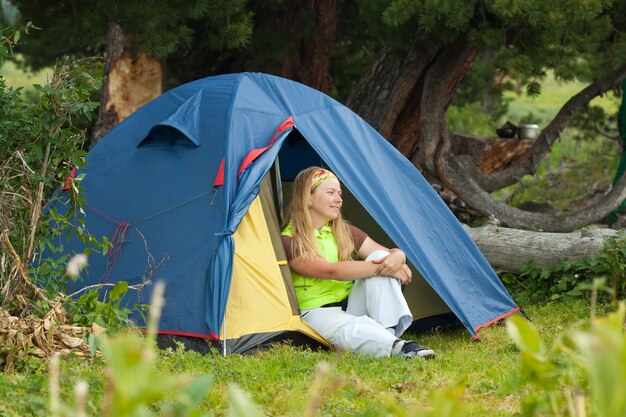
[45,72,520,354]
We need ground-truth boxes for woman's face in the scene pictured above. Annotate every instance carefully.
[309,177,342,225]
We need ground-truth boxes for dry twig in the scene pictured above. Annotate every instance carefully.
[0,227,51,305]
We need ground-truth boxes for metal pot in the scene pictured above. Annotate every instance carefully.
[518,124,539,139]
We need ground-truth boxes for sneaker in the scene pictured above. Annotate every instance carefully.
[398,341,435,360]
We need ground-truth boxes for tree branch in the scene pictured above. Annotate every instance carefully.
[443,155,626,231]
[462,63,626,192]
[26,142,51,262]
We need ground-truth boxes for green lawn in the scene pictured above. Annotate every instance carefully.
[0,299,600,416]
[504,74,620,126]
[1,58,51,89]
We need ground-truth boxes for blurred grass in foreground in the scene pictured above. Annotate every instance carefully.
[0,299,602,417]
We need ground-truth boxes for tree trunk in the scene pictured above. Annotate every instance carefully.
[465,224,618,273]
[251,0,337,93]
[347,36,626,231]
[347,42,442,160]
[296,0,337,92]
[415,38,478,179]
[90,22,163,147]
[347,39,478,181]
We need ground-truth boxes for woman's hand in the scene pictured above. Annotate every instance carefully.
[390,264,412,285]
[371,250,406,277]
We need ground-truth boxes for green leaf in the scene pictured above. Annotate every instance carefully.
[108,281,129,302]
[426,382,466,417]
[569,303,626,417]
[170,374,214,415]
[519,351,560,390]
[506,315,544,355]
[227,385,264,417]
[88,333,97,358]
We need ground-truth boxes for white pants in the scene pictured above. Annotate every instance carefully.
[301,250,413,357]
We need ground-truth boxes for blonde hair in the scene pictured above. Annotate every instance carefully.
[283,166,355,261]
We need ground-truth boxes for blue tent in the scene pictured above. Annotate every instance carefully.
[48,72,519,352]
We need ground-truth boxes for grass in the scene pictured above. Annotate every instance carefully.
[503,75,620,126]
[0,58,51,90]
[0,299,602,416]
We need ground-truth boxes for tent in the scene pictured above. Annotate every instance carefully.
[46,72,520,354]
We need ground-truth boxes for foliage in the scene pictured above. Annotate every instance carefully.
[8,0,623,106]
[46,283,216,417]
[381,0,615,90]
[0,26,105,310]
[0,28,135,346]
[46,333,464,417]
[0,300,596,416]
[502,234,626,305]
[38,283,463,417]
[9,0,253,84]
[506,299,626,417]
[446,101,501,137]
[93,334,214,417]
[569,103,623,144]
[382,0,624,152]
[64,286,134,333]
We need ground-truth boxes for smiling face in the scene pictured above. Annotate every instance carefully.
[309,177,343,228]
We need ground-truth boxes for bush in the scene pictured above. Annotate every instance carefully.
[1,26,102,310]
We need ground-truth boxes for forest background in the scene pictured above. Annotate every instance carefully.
[2,1,626,416]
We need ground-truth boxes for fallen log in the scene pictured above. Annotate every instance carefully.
[464,224,619,273]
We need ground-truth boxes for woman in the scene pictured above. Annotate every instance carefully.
[281,166,435,359]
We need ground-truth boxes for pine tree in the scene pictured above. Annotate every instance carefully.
[10,0,252,143]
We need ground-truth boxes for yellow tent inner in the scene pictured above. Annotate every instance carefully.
[223,194,326,346]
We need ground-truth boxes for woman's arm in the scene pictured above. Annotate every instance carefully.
[289,255,412,284]
[288,257,382,281]
[357,236,407,277]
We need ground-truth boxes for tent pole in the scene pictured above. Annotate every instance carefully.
[222,319,227,356]
[272,158,284,223]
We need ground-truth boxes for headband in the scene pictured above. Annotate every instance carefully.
[310,169,337,191]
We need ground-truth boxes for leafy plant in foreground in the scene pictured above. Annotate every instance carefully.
[507,296,626,417]
[48,283,216,417]
[0,29,138,376]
